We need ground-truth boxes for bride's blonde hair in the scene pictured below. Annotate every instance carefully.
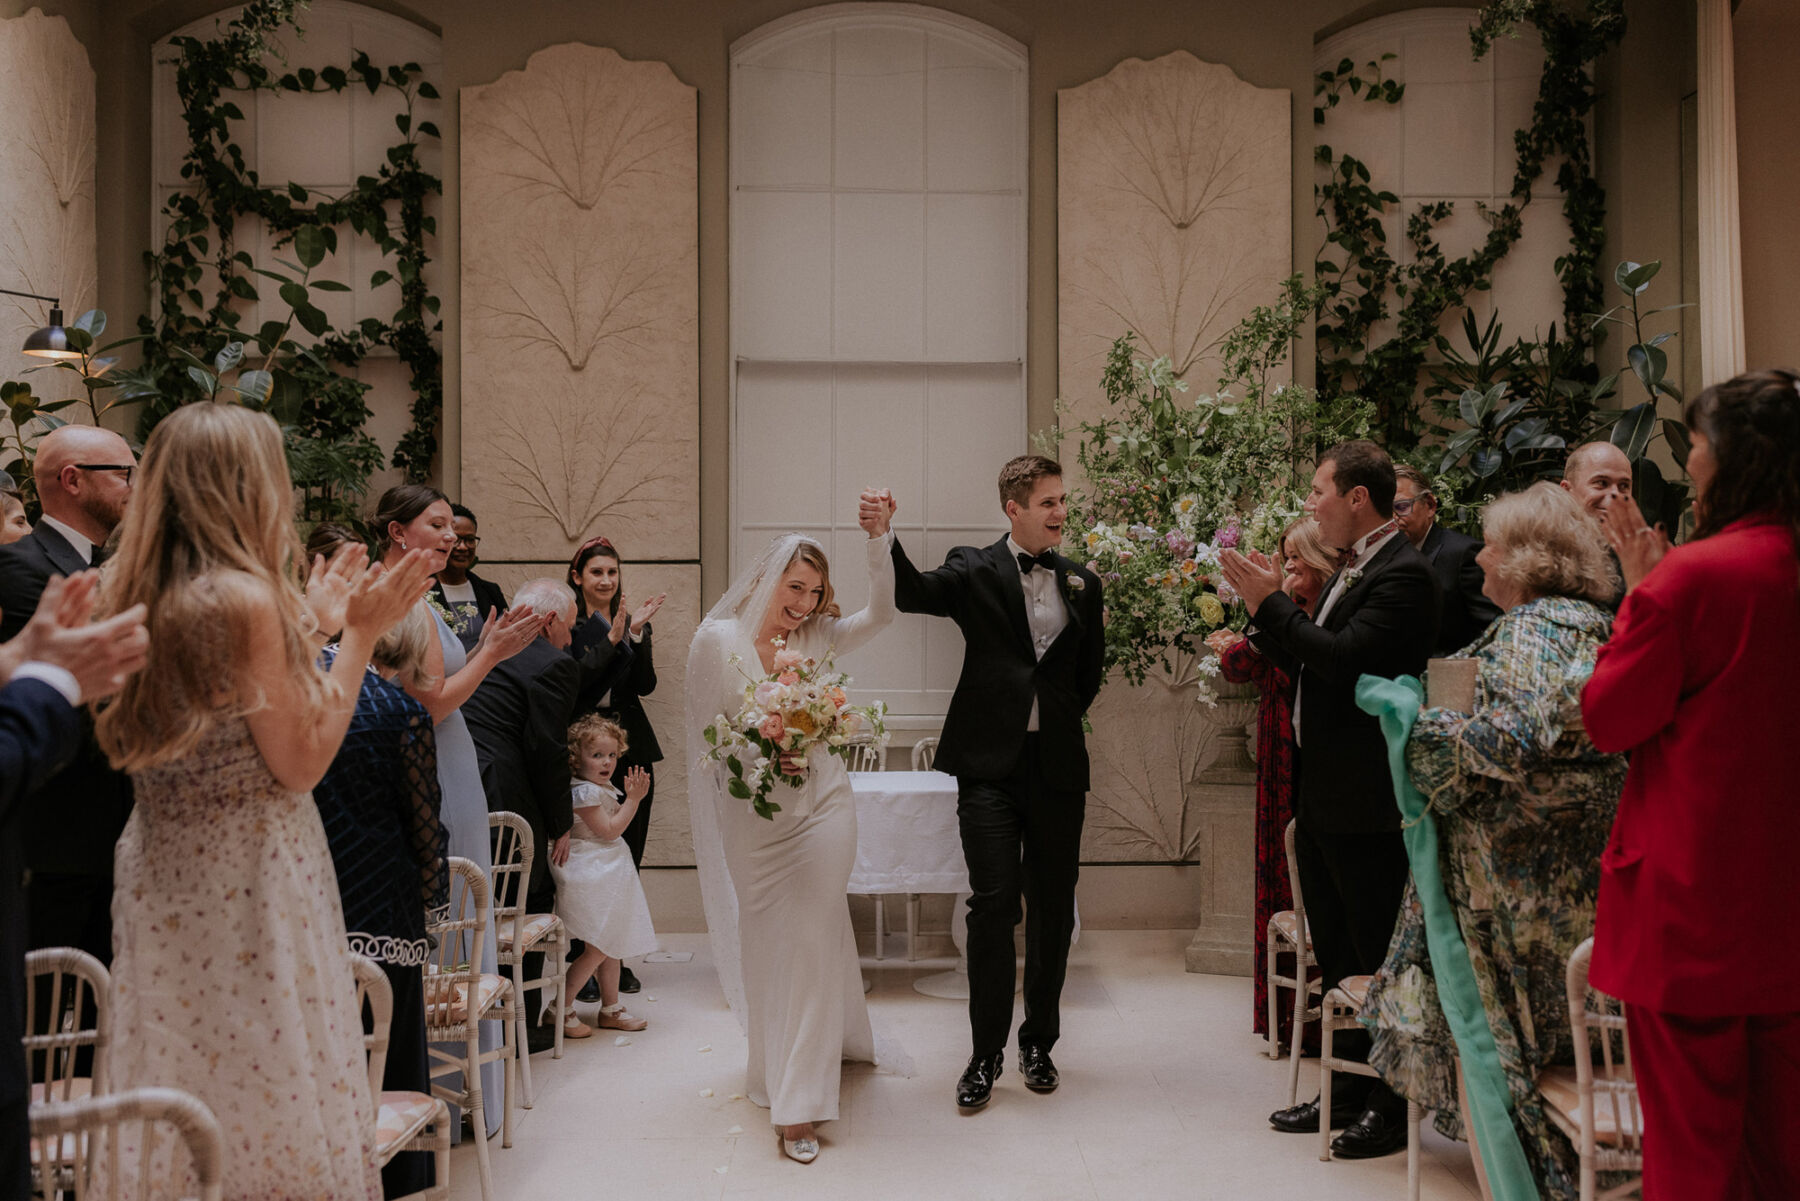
[96,404,335,771]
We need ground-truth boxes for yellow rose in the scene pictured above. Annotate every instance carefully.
[1197,592,1226,628]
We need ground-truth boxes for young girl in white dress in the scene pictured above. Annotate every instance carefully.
[552,714,658,1037]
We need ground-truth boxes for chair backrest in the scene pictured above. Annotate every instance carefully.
[349,953,392,1122]
[24,945,111,1099]
[1282,819,1305,934]
[1567,938,1645,1167]
[910,737,939,772]
[425,856,490,1032]
[488,810,535,947]
[845,736,887,773]
[29,1086,225,1201]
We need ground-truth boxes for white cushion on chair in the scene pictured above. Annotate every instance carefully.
[496,912,561,952]
[424,973,509,1025]
[1332,974,1373,1007]
[1268,910,1306,945]
[1536,1067,1642,1146]
[375,1090,440,1158]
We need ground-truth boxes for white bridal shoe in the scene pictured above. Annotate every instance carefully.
[779,1133,820,1164]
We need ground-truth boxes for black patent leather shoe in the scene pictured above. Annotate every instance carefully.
[1018,1044,1059,1093]
[1330,1107,1409,1158]
[577,976,601,1004]
[955,1052,1003,1110]
[1269,1093,1365,1134]
[618,965,641,994]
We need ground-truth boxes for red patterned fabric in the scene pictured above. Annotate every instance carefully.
[1220,638,1314,1048]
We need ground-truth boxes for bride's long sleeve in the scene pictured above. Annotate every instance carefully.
[811,531,895,657]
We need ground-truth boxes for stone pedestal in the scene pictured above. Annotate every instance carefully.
[1184,683,1258,975]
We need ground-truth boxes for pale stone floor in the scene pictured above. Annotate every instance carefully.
[449,930,1484,1200]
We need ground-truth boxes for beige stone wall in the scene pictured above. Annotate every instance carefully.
[1732,0,1800,373]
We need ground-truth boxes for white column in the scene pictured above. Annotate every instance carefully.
[1696,0,1746,381]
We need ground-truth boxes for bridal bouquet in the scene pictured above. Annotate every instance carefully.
[701,640,888,820]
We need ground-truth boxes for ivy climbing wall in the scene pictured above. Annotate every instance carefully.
[0,9,95,404]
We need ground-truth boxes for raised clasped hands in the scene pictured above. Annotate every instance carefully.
[477,602,549,660]
[303,540,368,636]
[343,548,436,641]
[1597,496,1671,594]
[858,487,895,538]
[1,572,150,702]
[1219,548,1283,614]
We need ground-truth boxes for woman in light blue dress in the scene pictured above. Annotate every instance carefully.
[375,485,547,1141]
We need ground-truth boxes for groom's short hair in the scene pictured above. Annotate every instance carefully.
[998,454,1062,510]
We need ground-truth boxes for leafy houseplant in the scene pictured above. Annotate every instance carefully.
[1589,259,1692,535]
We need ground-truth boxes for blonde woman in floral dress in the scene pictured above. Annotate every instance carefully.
[96,405,434,1199]
[1360,483,1627,1197]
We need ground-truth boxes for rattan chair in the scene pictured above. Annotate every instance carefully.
[1537,938,1644,1201]
[488,809,570,1108]
[1318,974,1424,1200]
[28,1086,224,1201]
[845,734,887,773]
[23,946,111,1105]
[425,855,517,1201]
[1267,820,1323,1105]
[349,953,452,1200]
[909,737,939,772]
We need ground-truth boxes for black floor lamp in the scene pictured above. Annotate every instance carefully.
[1,287,79,360]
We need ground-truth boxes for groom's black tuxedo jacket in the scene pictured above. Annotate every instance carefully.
[1249,533,1439,835]
[892,537,1105,790]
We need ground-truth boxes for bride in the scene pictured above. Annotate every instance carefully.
[686,488,898,1164]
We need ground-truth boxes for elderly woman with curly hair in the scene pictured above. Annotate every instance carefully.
[1359,482,1627,1195]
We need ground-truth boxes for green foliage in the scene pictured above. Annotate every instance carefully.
[1314,1,1626,453]
[1063,288,1374,687]
[1588,259,1693,534]
[139,0,444,521]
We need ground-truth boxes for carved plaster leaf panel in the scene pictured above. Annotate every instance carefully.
[461,44,697,563]
[0,10,96,406]
[476,562,700,867]
[1057,51,1290,416]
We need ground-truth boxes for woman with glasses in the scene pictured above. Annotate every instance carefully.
[567,535,666,994]
[429,503,509,648]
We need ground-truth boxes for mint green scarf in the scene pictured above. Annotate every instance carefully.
[1355,673,1537,1200]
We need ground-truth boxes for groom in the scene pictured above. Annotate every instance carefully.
[890,454,1105,1110]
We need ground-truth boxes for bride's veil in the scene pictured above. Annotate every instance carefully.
[684,533,819,1030]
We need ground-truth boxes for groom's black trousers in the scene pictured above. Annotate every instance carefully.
[957,734,1086,1058]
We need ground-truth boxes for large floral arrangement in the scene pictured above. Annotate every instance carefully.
[1061,279,1373,700]
[702,640,888,819]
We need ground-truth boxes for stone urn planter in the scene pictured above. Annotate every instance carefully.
[1184,673,1258,975]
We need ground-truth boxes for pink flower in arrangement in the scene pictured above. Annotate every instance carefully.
[753,681,781,709]
[773,647,804,670]
[1214,518,1242,550]
[1165,530,1196,559]
[758,713,786,741]
[777,670,800,687]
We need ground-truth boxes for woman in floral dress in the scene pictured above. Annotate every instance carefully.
[1360,483,1627,1198]
[1218,516,1338,1047]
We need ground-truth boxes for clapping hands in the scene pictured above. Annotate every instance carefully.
[0,572,149,701]
[476,602,550,660]
[1219,549,1284,614]
[342,549,437,641]
[858,488,895,538]
[1597,496,1671,594]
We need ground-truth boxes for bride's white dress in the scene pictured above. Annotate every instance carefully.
[687,532,895,1127]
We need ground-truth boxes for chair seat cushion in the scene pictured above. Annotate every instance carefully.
[1536,1066,1643,1146]
[29,1077,94,1105]
[1268,910,1308,945]
[424,973,509,1026]
[376,1090,441,1156]
[1330,975,1373,1007]
[496,912,561,951]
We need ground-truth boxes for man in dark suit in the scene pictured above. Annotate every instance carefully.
[1223,440,1439,1159]
[0,424,137,979]
[1393,465,1501,654]
[0,570,148,1198]
[460,577,581,1036]
[889,454,1105,1111]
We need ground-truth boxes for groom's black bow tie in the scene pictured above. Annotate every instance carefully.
[1016,550,1057,574]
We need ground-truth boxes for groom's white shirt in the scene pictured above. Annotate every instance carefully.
[1006,535,1069,732]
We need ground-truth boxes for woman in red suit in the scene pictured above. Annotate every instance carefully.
[1581,367,1800,1201]
[1217,517,1339,1048]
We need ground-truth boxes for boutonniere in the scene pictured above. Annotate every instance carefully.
[1063,573,1086,597]
[1342,566,1365,590]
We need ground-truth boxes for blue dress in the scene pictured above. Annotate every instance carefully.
[427,607,505,1140]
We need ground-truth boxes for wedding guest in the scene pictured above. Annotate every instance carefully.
[1362,482,1625,1197]
[1393,465,1501,653]
[1558,441,1634,517]
[374,483,544,1133]
[1221,439,1439,1158]
[460,577,583,1043]
[1215,516,1339,1050]
[0,572,147,1199]
[306,520,364,563]
[567,535,665,995]
[313,604,448,1198]
[0,425,137,996]
[0,490,28,545]
[94,403,432,1198]
[430,503,507,648]
[1583,368,1800,1201]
